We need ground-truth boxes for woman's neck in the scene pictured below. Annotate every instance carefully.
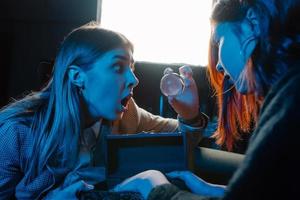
[79,98,101,128]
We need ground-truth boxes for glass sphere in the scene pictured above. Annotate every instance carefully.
[160,68,184,96]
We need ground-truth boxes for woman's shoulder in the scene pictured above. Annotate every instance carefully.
[264,67,300,104]
[275,67,300,103]
[255,66,300,141]
[282,66,300,90]
[0,117,32,145]
[0,115,32,130]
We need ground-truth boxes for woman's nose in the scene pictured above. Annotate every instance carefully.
[127,70,139,88]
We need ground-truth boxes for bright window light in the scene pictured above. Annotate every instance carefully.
[100,0,212,66]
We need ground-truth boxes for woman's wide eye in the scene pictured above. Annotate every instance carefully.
[113,63,124,73]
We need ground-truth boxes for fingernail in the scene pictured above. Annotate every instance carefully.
[88,184,94,189]
[83,181,94,190]
[179,65,193,78]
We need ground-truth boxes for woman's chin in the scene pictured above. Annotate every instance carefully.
[236,83,249,94]
[98,108,125,121]
[105,112,124,121]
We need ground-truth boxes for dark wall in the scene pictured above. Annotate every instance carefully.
[0,0,99,106]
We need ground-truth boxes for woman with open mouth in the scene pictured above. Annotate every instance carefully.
[0,20,204,199]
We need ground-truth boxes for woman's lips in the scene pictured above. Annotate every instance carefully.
[119,94,132,112]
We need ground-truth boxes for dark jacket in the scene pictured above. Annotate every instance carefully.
[0,120,55,199]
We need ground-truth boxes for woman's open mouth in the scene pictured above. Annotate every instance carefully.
[120,94,132,112]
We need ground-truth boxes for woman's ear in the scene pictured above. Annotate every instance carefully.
[68,65,86,88]
[246,8,260,36]
[239,8,260,61]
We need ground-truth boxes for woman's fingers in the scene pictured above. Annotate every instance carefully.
[166,171,180,178]
[179,66,193,88]
[112,178,138,192]
[65,180,94,194]
[166,171,193,180]
[179,65,193,79]
[113,170,171,192]
[166,65,200,120]
[112,171,148,192]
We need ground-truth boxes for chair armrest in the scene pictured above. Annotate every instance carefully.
[194,147,244,185]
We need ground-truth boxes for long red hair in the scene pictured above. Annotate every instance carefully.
[207,41,261,151]
[208,0,299,151]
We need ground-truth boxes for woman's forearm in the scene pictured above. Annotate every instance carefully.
[185,175,226,197]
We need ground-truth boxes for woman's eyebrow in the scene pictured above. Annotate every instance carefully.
[114,55,134,63]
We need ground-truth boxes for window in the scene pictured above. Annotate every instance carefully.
[99,0,213,66]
